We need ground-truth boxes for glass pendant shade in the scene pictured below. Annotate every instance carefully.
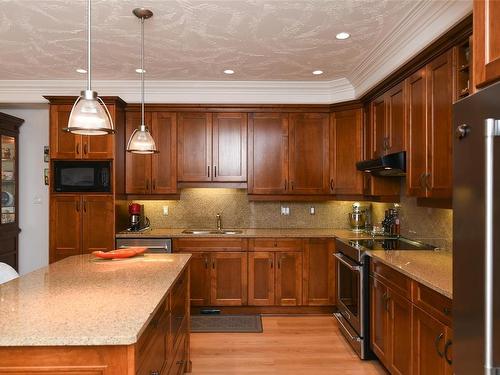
[126,124,158,154]
[65,90,115,135]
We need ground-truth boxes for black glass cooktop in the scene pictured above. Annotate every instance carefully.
[348,238,436,251]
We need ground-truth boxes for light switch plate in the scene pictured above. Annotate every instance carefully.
[310,206,315,215]
[163,206,169,216]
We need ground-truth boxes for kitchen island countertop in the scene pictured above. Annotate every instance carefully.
[0,253,190,346]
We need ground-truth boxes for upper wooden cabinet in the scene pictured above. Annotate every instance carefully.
[405,51,453,199]
[248,113,289,194]
[178,112,247,183]
[50,194,114,263]
[473,0,500,89]
[48,100,121,160]
[288,113,330,194]
[330,109,364,195]
[248,112,329,195]
[125,111,177,195]
[369,82,406,158]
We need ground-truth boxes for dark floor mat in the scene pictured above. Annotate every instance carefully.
[191,314,263,333]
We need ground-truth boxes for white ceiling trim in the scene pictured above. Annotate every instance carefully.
[0,78,355,105]
[350,1,472,97]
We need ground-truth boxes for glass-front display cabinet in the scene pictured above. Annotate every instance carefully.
[0,113,23,271]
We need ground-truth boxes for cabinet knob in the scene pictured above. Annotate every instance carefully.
[456,124,470,139]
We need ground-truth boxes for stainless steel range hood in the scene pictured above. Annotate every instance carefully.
[356,151,406,177]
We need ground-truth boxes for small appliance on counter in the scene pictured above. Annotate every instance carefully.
[127,203,150,232]
[348,202,371,232]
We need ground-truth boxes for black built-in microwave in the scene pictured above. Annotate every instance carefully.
[53,161,111,193]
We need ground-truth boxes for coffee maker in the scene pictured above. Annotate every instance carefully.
[128,203,150,231]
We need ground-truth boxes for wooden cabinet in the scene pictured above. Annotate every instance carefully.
[275,251,303,306]
[288,113,329,194]
[388,290,412,375]
[211,252,248,306]
[329,109,364,195]
[473,0,500,89]
[303,238,335,305]
[370,82,406,158]
[49,103,116,160]
[178,112,247,183]
[248,113,288,194]
[125,111,177,194]
[187,252,211,306]
[248,251,275,306]
[412,306,453,375]
[371,276,390,365]
[50,194,114,263]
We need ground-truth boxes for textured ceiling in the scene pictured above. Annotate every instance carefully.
[0,0,429,81]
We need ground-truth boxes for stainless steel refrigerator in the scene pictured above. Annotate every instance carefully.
[453,81,500,375]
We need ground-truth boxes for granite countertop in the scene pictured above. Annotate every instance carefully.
[368,250,452,299]
[116,227,373,239]
[0,253,191,347]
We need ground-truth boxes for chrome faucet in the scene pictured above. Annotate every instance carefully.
[216,213,222,231]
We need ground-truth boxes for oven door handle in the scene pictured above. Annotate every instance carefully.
[334,253,361,272]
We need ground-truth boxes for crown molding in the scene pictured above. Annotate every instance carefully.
[0,78,355,105]
[349,0,472,97]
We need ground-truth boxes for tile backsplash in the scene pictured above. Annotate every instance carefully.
[121,187,452,250]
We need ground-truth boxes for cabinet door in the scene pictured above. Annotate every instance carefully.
[388,291,412,375]
[183,252,210,306]
[210,252,247,306]
[412,306,449,375]
[372,96,386,158]
[330,109,364,195]
[386,82,406,154]
[248,113,288,194]
[288,113,329,194]
[370,276,390,366]
[151,112,177,194]
[303,239,335,306]
[50,195,81,263]
[82,195,114,254]
[212,113,247,182]
[248,251,275,306]
[406,68,427,197]
[82,103,115,159]
[426,51,453,199]
[177,112,212,182]
[473,0,500,89]
[275,251,302,306]
[125,111,152,194]
[50,105,81,159]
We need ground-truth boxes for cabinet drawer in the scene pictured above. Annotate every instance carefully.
[413,282,452,326]
[250,238,303,251]
[371,260,412,299]
[168,335,187,375]
[173,238,247,251]
[136,298,169,362]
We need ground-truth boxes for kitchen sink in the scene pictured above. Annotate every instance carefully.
[181,229,243,235]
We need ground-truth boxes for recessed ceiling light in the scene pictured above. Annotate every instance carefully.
[135,68,146,73]
[336,32,350,40]
[223,69,235,75]
[76,68,87,74]
[312,70,324,75]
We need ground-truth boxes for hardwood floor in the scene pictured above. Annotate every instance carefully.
[190,315,387,375]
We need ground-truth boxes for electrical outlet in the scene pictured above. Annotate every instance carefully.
[163,206,169,216]
[280,206,290,216]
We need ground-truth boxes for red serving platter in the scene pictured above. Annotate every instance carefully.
[92,247,147,259]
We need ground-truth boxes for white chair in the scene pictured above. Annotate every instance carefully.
[0,262,19,284]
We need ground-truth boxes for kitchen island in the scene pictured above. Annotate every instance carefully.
[0,253,191,375]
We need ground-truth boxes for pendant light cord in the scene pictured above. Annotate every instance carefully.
[141,17,145,127]
[87,0,91,91]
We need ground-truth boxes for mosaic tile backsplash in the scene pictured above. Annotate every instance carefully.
[121,188,452,250]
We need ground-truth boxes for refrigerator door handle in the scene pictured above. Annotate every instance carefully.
[484,118,500,375]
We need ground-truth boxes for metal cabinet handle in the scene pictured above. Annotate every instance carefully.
[425,173,432,190]
[291,181,294,190]
[270,258,273,268]
[444,339,452,365]
[207,165,210,178]
[152,179,156,191]
[83,143,88,155]
[204,257,208,269]
[83,200,87,213]
[456,123,470,139]
[435,332,444,358]
[76,143,80,155]
[212,259,215,269]
[76,200,80,212]
[383,292,390,312]
[214,165,217,178]
[330,179,334,191]
[176,360,184,365]
[333,253,361,272]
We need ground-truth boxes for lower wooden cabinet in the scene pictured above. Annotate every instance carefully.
[275,251,303,306]
[371,260,453,375]
[211,252,248,306]
[303,239,335,305]
[188,252,211,306]
[248,251,275,306]
[50,194,114,263]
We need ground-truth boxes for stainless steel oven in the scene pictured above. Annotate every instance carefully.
[333,238,371,359]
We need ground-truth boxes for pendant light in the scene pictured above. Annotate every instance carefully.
[126,8,158,154]
[64,0,115,135]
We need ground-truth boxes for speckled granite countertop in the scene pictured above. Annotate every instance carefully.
[368,250,452,299]
[0,253,190,347]
[116,228,372,239]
